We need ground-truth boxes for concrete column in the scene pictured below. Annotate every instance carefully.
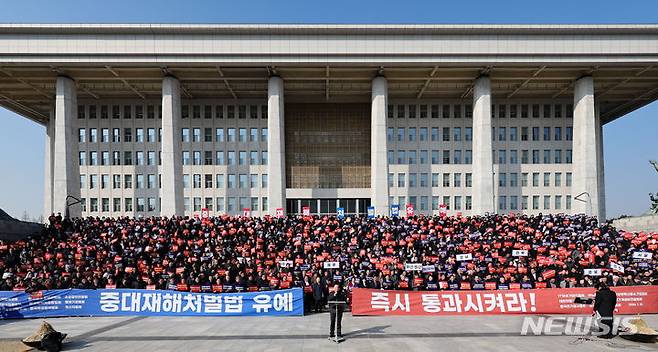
[572,76,605,220]
[53,76,81,218]
[371,76,390,216]
[596,118,606,221]
[472,75,495,214]
[43,111,54,221]
[267,76,286,215]
[160,75,184,216]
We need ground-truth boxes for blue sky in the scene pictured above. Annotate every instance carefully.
[0,0,657,219]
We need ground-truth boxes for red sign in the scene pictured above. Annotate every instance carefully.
[201,208,209,219]
[302,206,310,216]
[351,286,658,316]
[405,204,415,217]
[542,270,556,280]
[275,208,284,218]
[242,208,251,217]
[439,204,447,217]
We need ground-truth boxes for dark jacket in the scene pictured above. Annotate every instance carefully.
[327,289,347,312]
[594,287,617,317]
[312,282,325,301]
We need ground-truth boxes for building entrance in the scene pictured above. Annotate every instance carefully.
[286,198,371,216]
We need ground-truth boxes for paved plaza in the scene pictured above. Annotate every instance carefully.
[1,313,657,351]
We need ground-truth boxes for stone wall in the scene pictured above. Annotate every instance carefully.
[613,214,658,233]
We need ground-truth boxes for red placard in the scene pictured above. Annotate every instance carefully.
[201,208,209,219]
[406,204,415,217]
[275,208,284,218]
[242,208,251,217]
[542,270,556,279]
[302,206,310,216]
[351,286,658,316]
[439,204,447,217]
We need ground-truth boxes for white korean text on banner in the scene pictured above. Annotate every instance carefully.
[439,204,447,217]
[391,204,400,217]
[0,288,304,319]
[352,286,658,316]
[405,204,414,217]
[275,208,284,218]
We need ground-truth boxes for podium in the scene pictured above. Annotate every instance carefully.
[327,300,347,343]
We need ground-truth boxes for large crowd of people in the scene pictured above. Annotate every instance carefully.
[0,213,656,302]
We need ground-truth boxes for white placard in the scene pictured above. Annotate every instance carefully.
[278,260,293,268]
[512,250,528,257]
[456,253,473,261]
[422,265,436,273]
[632,251,653,260]
[323,261,340,269]
[584,268,602,276]
[404,263,422,271]
[609,262,625,273]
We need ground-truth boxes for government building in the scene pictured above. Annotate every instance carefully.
[1,24,657,220]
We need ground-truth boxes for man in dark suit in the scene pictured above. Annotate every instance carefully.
[593,282,617,338]
[327,284,347,339]
[311,277,325,313]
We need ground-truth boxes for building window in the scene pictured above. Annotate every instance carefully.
[442,173,450,187]
[499,173,507,187]
[397,173,405,188]
[431,173,439,187]
[409,172,418,188]
[431,127,439,141]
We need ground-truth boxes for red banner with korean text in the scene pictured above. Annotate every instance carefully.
[351,286,658,316]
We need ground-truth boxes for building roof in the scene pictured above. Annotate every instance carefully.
[1,23,657,124]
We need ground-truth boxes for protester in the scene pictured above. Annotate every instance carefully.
[594,282,617,338]
[0,213,656,295]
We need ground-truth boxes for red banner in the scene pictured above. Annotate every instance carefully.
[351,286,658,316]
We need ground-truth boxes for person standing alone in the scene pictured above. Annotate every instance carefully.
[312,276,325,313]
[594,282,617,338]
[327,284,347,340]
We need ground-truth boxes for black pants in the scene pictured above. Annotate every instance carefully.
[314,298,323,312]
[329,308,343,337]
[598,316,615,338]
